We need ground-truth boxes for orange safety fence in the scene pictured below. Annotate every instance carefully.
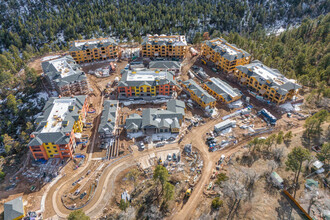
[283,190,313,220]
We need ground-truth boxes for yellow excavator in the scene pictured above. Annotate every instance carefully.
[185,188,192,197]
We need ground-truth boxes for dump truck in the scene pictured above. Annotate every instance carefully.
[258,108,277,125]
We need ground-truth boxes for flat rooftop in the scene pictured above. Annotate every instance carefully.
[213,41,238,55]
[205,38,251,61]
[47,57,79,78]
[143,35,187,45]
[73,38,116,47]
[126,70,168,82]
[41,98,76,133]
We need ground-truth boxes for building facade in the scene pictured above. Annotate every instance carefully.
[202,38,251,72]
[117,69,177,99]
[28,96,88,160]
[126,100,185,134]
[142,35,187,58]
[235,61,301,104]
[203,77,242,104]
[42,56,89,96]
[69,37,118,63]
[182,79,216,109]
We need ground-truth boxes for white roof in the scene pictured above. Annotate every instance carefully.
[41,98,76,133]
[48,57,78,78]
[313,160,324,169]
[214,41,238,55]
[126,71,167,82]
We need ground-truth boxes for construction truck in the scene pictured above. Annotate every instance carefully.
[185,188,192,197]
[258,108,277,126]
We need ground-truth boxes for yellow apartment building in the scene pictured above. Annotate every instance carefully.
[203,77,242,104]
[235,61,301,104]
[142,35,187,58]
[182,79,216,109]
[69,37,118,63]
[202,38,251,73]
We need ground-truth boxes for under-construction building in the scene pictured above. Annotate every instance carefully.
[42,55,89,96]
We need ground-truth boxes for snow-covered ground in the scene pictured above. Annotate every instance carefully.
[41,55,61,61]
[279,102,302,112]
[19,91,58,111]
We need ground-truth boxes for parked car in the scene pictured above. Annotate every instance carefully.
[167,154,172,161]
[139,142,145,150]
[173,153,177,161]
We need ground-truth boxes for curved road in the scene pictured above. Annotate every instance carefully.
[46,146,181,219]
[45,113,306,219]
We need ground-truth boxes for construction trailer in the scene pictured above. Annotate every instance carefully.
[214,120,236,133]
[270,171,284,189]
[258,108,277,125]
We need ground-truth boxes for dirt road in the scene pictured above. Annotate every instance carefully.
[45,146,180,219]
[173,122,307,220]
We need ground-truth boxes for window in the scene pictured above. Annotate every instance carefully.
[48,151,51,153]
[47,147,50,149]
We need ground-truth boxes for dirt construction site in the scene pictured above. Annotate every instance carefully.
[1,47,322,220]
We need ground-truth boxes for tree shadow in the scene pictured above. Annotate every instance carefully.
[276,195,293,220]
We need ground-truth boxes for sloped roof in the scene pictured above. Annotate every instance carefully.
[42,55,87,87]
[98,100,118,135]
[28,95,87,146]
[236,61,301,96]
[182,80,216,105]
[167,99,185,115]
[205,77,241,102]
[4,197,24,220]
[125,100,185,131]
[149,61,181,70]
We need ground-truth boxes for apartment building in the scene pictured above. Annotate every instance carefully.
[42,56,89,96]
[98,100,119,140]
[202,38,251,73]
[204,77,242,104]
[126,100,185,134]
[117,69,177,99]
[69,37,118,63]
[142,35,187,58]
[28,95,88,160]
[182,79,216,109]
[235,61,301,104]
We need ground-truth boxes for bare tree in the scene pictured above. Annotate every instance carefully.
[223,170,247,220]
[267,160,278,173]
[241,168,260,199]
[273,147,285,163]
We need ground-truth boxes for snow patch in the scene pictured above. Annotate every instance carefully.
[41,55,61,61]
